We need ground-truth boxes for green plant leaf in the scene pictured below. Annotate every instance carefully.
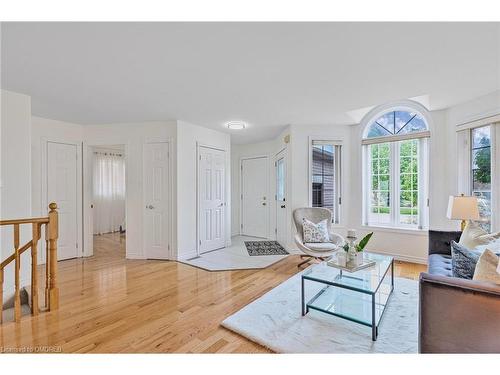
[357,232,373,252]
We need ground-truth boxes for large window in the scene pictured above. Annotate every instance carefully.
[363,109,429,229]
[471,125,491,231]
[310,141,341,223]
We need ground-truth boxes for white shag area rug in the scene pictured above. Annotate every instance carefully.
[222,270,419,353]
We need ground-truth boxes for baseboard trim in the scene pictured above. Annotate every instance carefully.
[369,250,427,265]
[178,249,198,261]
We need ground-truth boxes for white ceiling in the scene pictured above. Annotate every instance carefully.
[2,22,499,144]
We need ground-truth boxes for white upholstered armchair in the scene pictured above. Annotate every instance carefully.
[293,207,345,267]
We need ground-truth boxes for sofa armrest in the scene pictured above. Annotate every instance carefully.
[419,272,500,353]
[428,230,461,255]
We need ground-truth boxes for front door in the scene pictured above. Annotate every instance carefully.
[241,157,268,238]
[47,142,79,260]
[198,146,226,254]
[275,151,287,246]
[143,142,170,260]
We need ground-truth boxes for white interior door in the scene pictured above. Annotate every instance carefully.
[47,142,78,261]
[143,142,170,260]
[241,157,269,238]
[276,152,287,246]
[198,146,226,254]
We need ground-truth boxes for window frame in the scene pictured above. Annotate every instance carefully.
[469,125,492,231]
[361,106,430,231]
[308,138,342,224]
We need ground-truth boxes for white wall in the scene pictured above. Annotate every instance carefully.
[1,90,32,296]
[84,121,177,259]
[176,121,231,260]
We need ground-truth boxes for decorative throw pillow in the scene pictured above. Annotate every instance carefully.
[474,237,500,254]
[302,218,330,243]
[459,220,500,249]
[451,241,480,279]
[473,249,500,284]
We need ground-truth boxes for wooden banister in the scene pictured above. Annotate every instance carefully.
[0,203,59,323]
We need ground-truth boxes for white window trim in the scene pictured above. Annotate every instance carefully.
[363,137,429,230]
[308,137,343,225]
[361,102,431,231]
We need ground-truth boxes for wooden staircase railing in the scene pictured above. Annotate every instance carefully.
[0,203,59,323]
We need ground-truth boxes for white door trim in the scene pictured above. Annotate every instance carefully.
[142,139,173,260]
[239,155,270,238]
[41,138,83,263]
[82,141,132,258]
[196,143,227,256]
[274,147,289,249]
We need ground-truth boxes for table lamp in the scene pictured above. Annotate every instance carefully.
[446,194,480,231]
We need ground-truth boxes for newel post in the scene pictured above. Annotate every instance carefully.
[47,202,59,310]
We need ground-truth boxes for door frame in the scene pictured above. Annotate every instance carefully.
[196,143,227,257]
[274,147,289,248]
[142,139,174,260]
[83,141,131,258]
[41,137,83,263]
[239,155,270,238]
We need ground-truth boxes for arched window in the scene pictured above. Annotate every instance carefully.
[362,105,430,229]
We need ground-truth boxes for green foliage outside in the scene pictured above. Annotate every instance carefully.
[473,137,491,184]
[371,140,418,214]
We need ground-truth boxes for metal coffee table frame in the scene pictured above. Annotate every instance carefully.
[301,258,394,341]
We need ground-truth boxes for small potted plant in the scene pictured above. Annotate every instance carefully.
[353,232,373,266]
[342,231,373,266]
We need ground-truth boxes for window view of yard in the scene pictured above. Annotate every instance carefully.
[369,139,419,226]
[471,126,491,231]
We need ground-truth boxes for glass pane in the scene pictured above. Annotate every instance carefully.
[368,143,391,225]
[473,191,491,232]
[365,110,428,139]
[399,140,419,227]
[394,111,415,133]
[374,112,395,134]
[472,126,491,148]
[276,158,285,201]
[311,144,335,212]
[471,126,491,231]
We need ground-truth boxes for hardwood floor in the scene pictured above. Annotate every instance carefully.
[0,233,426,353]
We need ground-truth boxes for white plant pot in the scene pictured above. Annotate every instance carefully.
[353,252,363,266]
[337,252,347,267]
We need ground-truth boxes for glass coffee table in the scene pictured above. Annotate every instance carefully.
[301,252,394,341]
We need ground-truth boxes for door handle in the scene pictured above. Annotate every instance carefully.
[281,205,286,208]
[219,203,224,207]
[262,202,267,206]
[146,204,154,209]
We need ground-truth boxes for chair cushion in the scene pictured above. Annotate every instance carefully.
[428,254,453,277]
[304,242,337,252]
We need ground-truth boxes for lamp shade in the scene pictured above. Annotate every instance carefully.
[446,195,480,220]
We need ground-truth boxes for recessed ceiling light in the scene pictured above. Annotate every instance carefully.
[225,121,246,130]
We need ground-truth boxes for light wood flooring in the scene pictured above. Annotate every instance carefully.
[0,233,426,353]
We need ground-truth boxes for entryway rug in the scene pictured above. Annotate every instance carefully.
[244,241,289,256]
[221,269,418,353]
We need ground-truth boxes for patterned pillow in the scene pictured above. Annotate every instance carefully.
[302,218,330,243]
[451,241,480,279]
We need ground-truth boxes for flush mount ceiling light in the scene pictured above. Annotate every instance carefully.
[225,121,246,130]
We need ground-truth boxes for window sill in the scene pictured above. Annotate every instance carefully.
[361,224,428,236]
